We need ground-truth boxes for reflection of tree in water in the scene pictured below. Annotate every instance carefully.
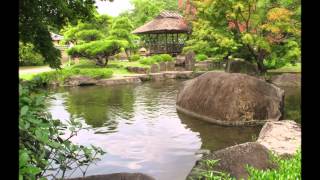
[65,85,135,128]
[281,86,301,124]
[177,112,261,151]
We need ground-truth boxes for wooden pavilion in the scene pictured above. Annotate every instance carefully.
[132,11,191,56]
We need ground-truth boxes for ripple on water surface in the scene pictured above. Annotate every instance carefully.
[47,80,300,180]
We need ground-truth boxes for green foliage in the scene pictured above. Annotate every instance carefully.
[124,0,179,28]
[19,84,106,179]
[187,0,301,72]
[19,42,46,66]
[67,39,129,66]
[247,149,301,179]
[197,159,236,180]
[129,54,141,62]
[196,54,209,61]
[19,0,101,68]
[139,54,173,65]
[75,29,105,43]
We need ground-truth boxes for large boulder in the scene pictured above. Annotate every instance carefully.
[270,73,301,87]
[126,66,148,74]
[176,72,285,126]
[257,120,301,156]
[187,142,276,180]
[225,59,259,75]
[66,173,155,180]
[64,76,97,86]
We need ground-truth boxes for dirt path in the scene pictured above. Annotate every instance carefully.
[19,65,54,74]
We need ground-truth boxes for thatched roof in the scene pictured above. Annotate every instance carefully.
[132,11,190,34]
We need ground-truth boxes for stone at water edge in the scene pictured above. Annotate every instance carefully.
[126,66,148,74]
[225,59,259,76]
[187,142,276,180]
[150,64,159,73]
[270,73,301,87]
[64,75,97,86]
[176,72,285,126]
[257,120,301,157]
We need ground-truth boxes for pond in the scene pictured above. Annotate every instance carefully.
[47,79,300,180]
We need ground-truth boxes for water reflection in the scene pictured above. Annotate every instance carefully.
[47,79,301,180]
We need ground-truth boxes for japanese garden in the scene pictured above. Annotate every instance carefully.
[19,0,301,180]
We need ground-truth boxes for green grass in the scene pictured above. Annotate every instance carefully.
[196,149,301,180]
[268,63,301,73]
[247,149,301,179]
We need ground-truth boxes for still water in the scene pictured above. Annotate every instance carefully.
[47,79,300,180]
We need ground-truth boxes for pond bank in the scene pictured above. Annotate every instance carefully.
[60,71,207,87]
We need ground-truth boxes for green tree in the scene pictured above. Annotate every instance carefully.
[185,0,300,73]
[108,17,139,57]
[19,42,46,66]
[67,39,128,66]
[19,0,115,68]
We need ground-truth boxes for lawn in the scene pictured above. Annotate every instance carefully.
[268,63,301,73]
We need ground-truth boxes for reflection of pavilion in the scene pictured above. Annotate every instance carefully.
[132,11,191,56]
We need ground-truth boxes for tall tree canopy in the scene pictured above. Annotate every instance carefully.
[119,0,179,28]
[19,0,113,68]
[184,0,301,72]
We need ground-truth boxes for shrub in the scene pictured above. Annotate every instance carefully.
[158,54,173,62]
[139,57,157,65]
[196,54,209,61]
[19,84,105,179]
[247,149,301,179]
[129,54,141,61]
[19,42,46,66]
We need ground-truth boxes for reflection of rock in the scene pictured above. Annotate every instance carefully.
[64,76,97,86]
[187,142,275,180]
[176,72,285,126]
[271,73,301,87]
[177,112,261,151]
[67,173,155,180]
[257,120,301,156]
[149,73,165,81]
[225,59,259,75]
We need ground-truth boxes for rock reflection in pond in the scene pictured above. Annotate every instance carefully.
[178,112,262,151]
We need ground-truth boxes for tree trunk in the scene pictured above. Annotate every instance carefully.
[256,58,267,74]
[103,57,109,67]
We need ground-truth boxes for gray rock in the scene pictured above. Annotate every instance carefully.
[159,62,166,71]
[126,66,148,74]
[149,73,165,81]
[64,76,97,86]
[257,120,301,156]
[270,73,301,87]
[225,59,259,75]
[66,173,155,180]
[175,55,185,66]
[195,60,213,71]
[185,51,195,70]
[187,142,276,180]
[96,77,141,86]
[176,72,285,126]
[150,64,159,73]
